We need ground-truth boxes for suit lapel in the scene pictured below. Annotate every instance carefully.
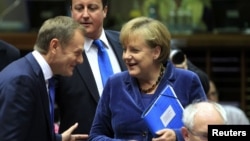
[76,31,127,103]
[25,53,54,140]
[38,77,54,139]
[77,52,100,102]
[105,31,127,71]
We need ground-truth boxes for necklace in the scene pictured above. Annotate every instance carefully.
[140,65,165,93]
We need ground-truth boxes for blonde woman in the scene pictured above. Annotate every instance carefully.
[89,17,206,141]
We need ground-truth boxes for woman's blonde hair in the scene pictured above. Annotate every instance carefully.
[120,16,171,64]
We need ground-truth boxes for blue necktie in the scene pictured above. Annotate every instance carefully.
[48,78,55,131]
[93,39,114,86]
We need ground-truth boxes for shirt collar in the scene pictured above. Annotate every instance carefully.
[84,29,109,52]
[32,50,53,80]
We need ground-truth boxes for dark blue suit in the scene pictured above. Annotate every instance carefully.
[56,30,127,134]
[0,40,20,71]
[0,53,60,141]
[89,61,207,141]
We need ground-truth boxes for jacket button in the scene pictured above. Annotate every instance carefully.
[142,131,147,136]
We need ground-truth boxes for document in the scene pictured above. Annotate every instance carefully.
[141,85,184,136]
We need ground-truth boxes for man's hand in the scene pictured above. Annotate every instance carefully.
[152,129,176,141]
[61,123,89,141]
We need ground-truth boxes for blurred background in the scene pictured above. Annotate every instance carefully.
[1,0,249,33]
[1,0,250,120]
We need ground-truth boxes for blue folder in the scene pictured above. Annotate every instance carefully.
[141,85,184,136]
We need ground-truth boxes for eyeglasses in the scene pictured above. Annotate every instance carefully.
[187,128,208,141]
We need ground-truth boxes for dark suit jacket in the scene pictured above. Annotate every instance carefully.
[0,53,60,141]
[170,44,209,94]
[0,40,20,71]
[187,60,210,93]
[56,30,127,134]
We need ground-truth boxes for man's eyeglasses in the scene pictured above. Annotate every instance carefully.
[187,128,208,141]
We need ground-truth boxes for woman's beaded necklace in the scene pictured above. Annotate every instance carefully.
[140,65,165,93]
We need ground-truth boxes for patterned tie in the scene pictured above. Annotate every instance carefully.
[93,39,114,86]
[48,78,55,131]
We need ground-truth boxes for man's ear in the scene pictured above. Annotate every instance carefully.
[103,5,108,18]
[49,38,60,54]
[181,127,189,141]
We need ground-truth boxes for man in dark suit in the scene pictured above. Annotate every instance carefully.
[170,45,210,94]
[0,40,20,71]
[0,16,88,141]
[55,0,127,135]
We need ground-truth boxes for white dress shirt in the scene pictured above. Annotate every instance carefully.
[84,29,121,95]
